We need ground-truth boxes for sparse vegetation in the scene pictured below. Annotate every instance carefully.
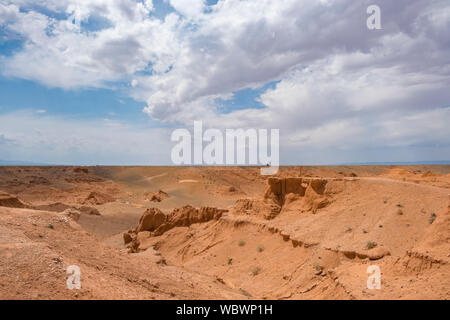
[429,212,437,224]
[251,266,261,276]
[239,288,252,297]
[366,241,377,250]
[2,165,448,300]
[313,262,323,275]
[313,262,322,271]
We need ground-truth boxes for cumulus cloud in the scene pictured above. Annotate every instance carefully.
[0,0,176,88]
[168,0,205,19]
[0,0,449,163]
[147,0,449,121]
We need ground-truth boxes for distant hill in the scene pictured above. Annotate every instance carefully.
[340,161,450,165]
[0,159,50,166]
[1,160,449,166]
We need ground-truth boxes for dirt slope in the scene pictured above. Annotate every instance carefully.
[0,206,244,299]
[0,165,449,299]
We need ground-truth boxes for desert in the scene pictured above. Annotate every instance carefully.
[0,165,448,300]
[1,0,449,308]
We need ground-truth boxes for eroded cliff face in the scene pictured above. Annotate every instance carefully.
[124,205,227,252]
[3,166,448,300]
[408,195,450,262]
[126,177,337,253]
[122,174,450,300]
[227,177,332,220]
[264,177,327,203]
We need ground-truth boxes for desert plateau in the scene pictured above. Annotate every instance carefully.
[0,165,449,300]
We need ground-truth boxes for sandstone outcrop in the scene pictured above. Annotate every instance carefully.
[153,205,226,236]
[231,177,333,219]
[124,205,227,252]
[232,198,281,220]
[82,191,114,205]
[145,190,169,202]
[136,208,167,233]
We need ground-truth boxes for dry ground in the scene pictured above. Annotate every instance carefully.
[0,165,449,299]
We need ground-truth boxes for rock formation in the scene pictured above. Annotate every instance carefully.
[82,191,114,205]
[231,177,333,219]
[145,190,169,202]
[124,205,227,252]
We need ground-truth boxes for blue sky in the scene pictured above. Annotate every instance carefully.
[0,0,267,122]
[0,76,147,121]
[0,0,449,165]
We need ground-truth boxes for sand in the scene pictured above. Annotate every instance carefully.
[0,165,448,299]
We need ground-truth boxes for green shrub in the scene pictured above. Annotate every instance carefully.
[366,241,377,249]
[251,266,261,276]
[313,262,322,272]
[429,212,437,224]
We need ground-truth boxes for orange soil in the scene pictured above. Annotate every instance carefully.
[0,165,449,299]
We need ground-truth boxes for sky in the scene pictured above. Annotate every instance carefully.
[0,0,449,165]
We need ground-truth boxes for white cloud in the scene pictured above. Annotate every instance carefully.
[0,0,177,88]
[169,0,205,19]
